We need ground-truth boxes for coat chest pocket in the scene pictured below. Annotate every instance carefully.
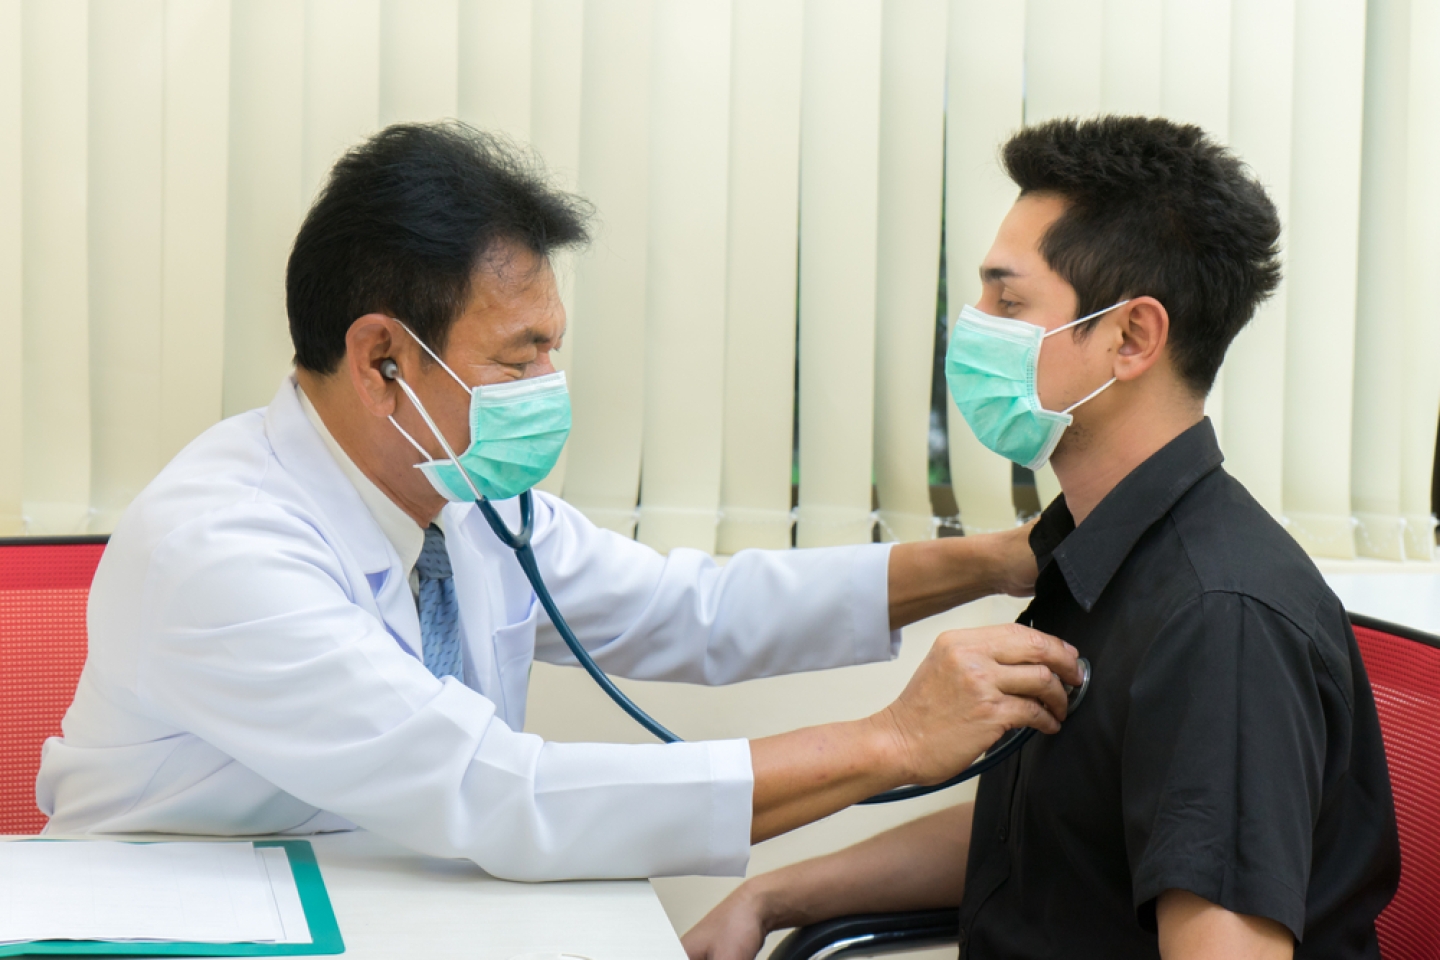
[490,602,540,729]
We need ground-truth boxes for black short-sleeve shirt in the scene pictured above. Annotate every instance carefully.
[957,419,1399,959]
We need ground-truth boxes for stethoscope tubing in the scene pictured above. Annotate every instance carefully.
[384,358,1075,805]
[475,493,1088,804]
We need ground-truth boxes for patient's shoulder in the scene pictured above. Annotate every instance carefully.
[1166,468,1343,644]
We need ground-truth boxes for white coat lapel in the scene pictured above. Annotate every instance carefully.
[262,375,423,658]
[368,565,424,661]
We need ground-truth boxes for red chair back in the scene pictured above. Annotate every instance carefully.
[0,537,107,834]
[1352,614,1440,960]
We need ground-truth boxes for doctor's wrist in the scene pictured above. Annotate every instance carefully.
[863,707,922,789]
[974,520,1039,599]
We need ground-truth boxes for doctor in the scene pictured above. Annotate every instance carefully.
[38,121,1081,881]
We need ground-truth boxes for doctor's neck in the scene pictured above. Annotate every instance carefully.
[297,367,448,530]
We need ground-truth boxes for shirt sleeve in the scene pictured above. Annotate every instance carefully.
[1122,591,1328,940]
[136,504,753,881]
[521,492,901,682]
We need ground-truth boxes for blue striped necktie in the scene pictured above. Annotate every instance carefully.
[416,524,463,680]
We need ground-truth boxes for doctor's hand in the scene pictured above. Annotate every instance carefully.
[875,623,1079,788]
[989,518,1042,598]
[887,521,1040,628]
[748,624,1078,844]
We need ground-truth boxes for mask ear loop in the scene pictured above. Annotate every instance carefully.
[1041,299,1130,415]
[389,415,435,462]
[381,357,440,464]
[388,367,490,504]
[391,318,474,396]
[1042,298,1132,339]
[380,359,438,463]
[1061,377,1117,415]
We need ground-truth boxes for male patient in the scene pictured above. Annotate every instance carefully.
[683,117,1399,959]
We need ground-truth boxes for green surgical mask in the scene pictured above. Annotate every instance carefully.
[388,321,571,502]
[945,301,1127,471]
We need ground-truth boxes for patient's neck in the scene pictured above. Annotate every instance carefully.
[1051,381,1205,526]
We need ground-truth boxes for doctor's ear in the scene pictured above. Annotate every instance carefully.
[1111,297,1169,382]
[344,313,407,417]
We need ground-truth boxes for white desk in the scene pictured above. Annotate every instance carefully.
[4,831,688,960]
[1318,559,1440,636]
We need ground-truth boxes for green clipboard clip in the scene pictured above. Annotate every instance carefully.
[0,840,344,958]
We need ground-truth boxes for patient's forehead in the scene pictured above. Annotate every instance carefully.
[979,192,1069,288]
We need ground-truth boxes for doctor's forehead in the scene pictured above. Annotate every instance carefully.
[457,252,565,346]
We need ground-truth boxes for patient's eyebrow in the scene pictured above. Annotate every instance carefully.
[980,265,1020,284]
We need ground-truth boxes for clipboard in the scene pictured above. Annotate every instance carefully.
[0,841,344,958]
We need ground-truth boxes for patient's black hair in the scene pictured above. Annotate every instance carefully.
[287,121,591,374]
[1002,116,1282,394]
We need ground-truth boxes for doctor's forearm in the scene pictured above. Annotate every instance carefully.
[887,524,1037,629]
[748,621,1077,843]
[748,717,908,843]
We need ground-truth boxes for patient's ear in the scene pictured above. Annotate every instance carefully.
[1112,297,1169,382]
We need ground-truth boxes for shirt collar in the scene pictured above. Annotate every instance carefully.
[298,386,426,577]
[1029,418,1225,612]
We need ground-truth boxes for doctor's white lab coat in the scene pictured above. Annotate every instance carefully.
[36,377,898,881]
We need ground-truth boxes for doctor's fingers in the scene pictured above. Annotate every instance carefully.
[958,622,1082,687]
[991,690,1063,736]
[991,662,1070,726]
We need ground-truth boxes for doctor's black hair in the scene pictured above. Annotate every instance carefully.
[1001,116,1282,395]
[287,121,591,375]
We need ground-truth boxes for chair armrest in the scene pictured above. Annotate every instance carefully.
[769,908,961,960]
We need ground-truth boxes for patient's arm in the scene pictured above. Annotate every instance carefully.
[681,802,973,960]
[1157,890,1294,960]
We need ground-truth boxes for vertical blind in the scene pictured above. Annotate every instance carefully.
[2,0,1437,563]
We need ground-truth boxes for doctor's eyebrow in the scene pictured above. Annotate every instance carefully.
[980,265,1021,284]
[503,326,563,349]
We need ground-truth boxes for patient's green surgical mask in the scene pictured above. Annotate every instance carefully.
[944,301,1127,471]
[388,321,571,502]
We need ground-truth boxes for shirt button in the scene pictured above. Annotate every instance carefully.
[998,825,1008,841]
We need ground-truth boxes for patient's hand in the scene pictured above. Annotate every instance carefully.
[682,882,768,960]
[687,805,974,960]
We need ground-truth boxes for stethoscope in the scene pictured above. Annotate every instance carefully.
[382,358,1091,804]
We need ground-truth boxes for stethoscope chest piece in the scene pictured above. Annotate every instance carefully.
[1066,657,1092,715]
[477,484,1098,806]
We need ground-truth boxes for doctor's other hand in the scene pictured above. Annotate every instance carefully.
[885,519,1040,628]
[988,517,1041,598]
[876,623,1079,788]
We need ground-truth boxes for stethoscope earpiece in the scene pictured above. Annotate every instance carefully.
[380,359,399,381]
